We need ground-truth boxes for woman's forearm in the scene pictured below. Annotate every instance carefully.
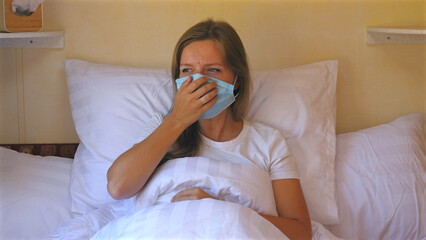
[259,213,312,240]
[107,115,187,200]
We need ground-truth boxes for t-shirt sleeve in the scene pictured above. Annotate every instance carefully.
[133,113,164,144]
[268,131,299,180]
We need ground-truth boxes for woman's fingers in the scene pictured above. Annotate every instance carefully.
[171,76,218,124]
[171,188,217,202]
[181,76,207,92]
[181,76,217,101]
[197,85,218,105]
[193,83,218,103]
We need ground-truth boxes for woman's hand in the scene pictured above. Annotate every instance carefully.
[171,188,217,202]
[170,76,218,127]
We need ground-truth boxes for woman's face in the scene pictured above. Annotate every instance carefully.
[179,39,235,85]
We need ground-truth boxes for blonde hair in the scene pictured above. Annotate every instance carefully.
[165,19,251,160]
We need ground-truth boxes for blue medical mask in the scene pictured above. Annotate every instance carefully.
[175,73,238,119]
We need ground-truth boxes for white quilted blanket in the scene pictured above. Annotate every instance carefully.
[52,157,339,240]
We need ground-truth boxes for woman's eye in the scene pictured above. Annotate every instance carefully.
[208,68,220,72]
[181,68,191,73]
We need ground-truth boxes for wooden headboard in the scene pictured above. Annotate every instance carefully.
[0,143,79,159]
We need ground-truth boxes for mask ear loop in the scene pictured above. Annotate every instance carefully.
[233,75,239,98]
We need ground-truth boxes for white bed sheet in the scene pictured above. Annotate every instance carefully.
[0,147,73,240]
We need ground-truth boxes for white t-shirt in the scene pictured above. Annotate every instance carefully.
[140,113,299,181]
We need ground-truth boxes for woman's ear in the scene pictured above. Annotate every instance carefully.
[233,75,239,89]
[233,75,240,96]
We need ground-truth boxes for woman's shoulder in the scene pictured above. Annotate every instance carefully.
[243,120,293,163]
[245,120,282,135]
[243,120,287,143]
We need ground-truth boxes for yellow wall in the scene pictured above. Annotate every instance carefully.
[1,0,425,143]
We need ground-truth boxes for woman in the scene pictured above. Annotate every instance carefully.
[107,19,312,239]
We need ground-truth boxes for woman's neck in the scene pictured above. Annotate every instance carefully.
[199,110,243,142]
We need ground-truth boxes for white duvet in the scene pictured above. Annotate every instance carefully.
[53,157,339,240]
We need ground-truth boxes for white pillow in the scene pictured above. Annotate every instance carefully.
[0,147,73,239]
[65,59,174,214]
[329,113,426,239]
[248,60,339,224]
[65,59,339,225]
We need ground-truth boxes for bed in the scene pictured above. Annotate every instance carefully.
[1,59,424,240]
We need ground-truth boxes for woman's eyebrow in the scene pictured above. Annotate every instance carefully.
[180,63,224,67]
[206,63,223,67]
